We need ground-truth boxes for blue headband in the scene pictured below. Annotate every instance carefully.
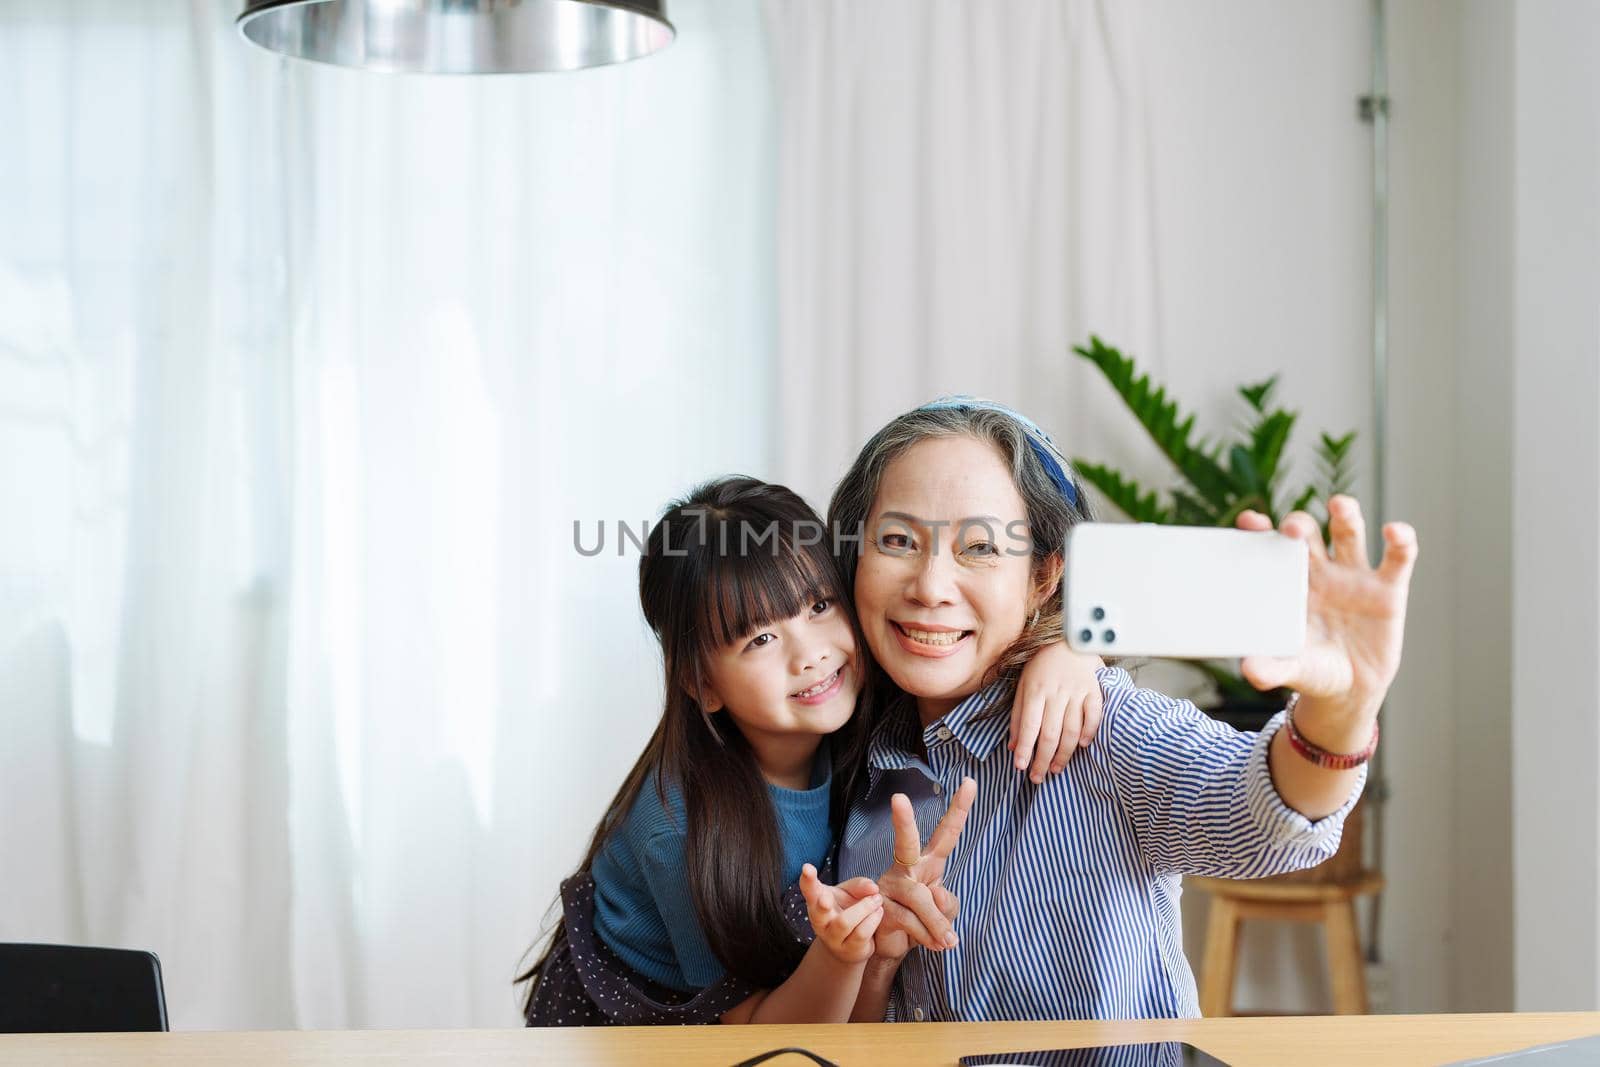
[917,395,1079,509]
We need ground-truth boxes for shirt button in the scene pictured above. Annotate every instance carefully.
[935,726,953,742]
[932,782,942,795]
[912,1006,926,1022]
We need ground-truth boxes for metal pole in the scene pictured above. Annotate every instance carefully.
[1358,0,1391,972]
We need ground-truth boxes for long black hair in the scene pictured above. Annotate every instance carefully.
[517,476,874,1011]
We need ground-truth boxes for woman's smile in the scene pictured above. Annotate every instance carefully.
[853,436,1044,720]
[891,621,974,658]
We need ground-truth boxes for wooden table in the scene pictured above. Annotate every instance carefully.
[3,1014,1597,1066]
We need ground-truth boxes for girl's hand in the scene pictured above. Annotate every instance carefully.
[833,875,954,963]
[874,778,977,959]
[799,865,885,966]
[1010,640,1106,783]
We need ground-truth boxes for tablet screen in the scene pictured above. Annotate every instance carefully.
[959,1043,1229,1067]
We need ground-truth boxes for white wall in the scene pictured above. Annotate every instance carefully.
[1378,0,1468,1015]
[1452,0,1515,1014]
[1509,0,1600,1012]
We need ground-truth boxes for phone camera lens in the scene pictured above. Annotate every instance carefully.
[1078,629,1094,644]
[1102,629,1116,644]
[1091,607,1106,621]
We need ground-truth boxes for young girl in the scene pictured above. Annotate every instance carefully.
[519,475,1103,1026]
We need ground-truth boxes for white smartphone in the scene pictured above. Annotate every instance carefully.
[1063,523,1307,659]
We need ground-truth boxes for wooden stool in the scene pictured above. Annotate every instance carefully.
[1189,871,1384,1017]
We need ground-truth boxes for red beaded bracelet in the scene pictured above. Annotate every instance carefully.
[1282,693,1380,770]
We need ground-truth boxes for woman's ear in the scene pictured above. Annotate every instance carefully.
[1030,552,1065,611]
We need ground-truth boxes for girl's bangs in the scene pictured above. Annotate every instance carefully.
[696,530,842,650]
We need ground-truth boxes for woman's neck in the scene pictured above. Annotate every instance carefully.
[917,694,964,728]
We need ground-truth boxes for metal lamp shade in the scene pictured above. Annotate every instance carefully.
[237,0,674,74]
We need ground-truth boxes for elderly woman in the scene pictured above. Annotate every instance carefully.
[829,398,1418,1022]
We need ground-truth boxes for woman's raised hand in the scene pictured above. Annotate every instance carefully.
[872,777,977,960]
[798,865,885,966]
[1235,495,1418,714]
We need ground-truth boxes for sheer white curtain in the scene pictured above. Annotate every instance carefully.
[761,0,1164,507]
[0,0,775,1029]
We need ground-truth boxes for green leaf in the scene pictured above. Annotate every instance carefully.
[1238,377,1278,414]
[1250,411,1295,467]
[1320,431,1356,460]
[1228,444,1265,496]
[1248,410,1296,492]
[1169,488,1221,526]
[1072,460,1174,524]
[1073,336,1237,510]
[1316,429,1359,499]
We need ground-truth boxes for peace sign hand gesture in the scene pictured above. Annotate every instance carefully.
[872,777,977,962]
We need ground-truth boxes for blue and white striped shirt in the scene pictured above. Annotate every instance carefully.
[838,666,1364,1022]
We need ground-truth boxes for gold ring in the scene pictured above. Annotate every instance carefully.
[894,849,921,868]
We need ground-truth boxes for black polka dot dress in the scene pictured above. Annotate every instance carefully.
[525,858,833,1027]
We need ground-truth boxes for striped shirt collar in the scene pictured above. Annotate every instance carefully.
[866,679,1012,774]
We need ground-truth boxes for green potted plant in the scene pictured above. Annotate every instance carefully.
[1069,335,1357,725]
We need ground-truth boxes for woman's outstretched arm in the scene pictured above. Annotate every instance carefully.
[1093,495,1418,877]
[1236,496,1418,820]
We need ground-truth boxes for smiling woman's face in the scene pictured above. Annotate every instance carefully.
[855,435,1047,724]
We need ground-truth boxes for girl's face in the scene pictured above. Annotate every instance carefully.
[699,596,860,750]
[855,435,1047,723]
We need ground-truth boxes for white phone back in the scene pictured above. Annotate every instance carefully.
[1064,523,1307,659]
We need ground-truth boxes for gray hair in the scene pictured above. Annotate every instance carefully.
[826,404,1098,699]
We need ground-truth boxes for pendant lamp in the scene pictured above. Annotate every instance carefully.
[237,0,674,74]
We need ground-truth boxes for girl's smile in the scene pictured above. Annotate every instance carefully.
[698,596,862,783]
[790,662,848,705]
